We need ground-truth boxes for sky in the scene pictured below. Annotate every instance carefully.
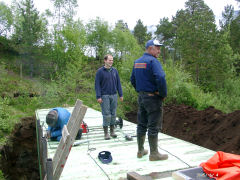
[1,0,239,29]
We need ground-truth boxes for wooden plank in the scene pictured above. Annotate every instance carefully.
[43,158,53,180]
[53,134,70,180]
[46,158,53,180]
[52,100,82,170]
[172,167,210,180]
[172,171,185,180]
[61,125,69,143]
[37,119,43,140]
[42,137,48,178]
[53,105,87,180]
[36,119,45,180]
[68,105,87,139]
[66,100,83,132]
[127,172,153,180]
[53,100,87,180]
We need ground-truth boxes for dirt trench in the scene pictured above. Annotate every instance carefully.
[1,104,240,180]
[0,117,39,180]
[126,104,240,154]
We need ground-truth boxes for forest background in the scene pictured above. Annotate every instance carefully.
[0,0,240,178]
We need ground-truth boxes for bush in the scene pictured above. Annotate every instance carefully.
[164,61,216,110]
[0,98,11,134]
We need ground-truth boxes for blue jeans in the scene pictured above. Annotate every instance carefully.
[100,94,118,126]
[137,92,163,136]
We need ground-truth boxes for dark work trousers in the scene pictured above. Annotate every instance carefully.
[137,92,163,136]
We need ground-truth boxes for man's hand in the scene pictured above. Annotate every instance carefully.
[97,98,103,104]
[119,97,123,102]
[46,131,51,139]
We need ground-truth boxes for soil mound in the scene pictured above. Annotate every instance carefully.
[126,104,240,154]
[162,104,240,154]
[0,116,39,180]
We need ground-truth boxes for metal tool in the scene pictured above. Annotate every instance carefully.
[125,134,133,141]
[115,117,123,129]
[73,140,89,146]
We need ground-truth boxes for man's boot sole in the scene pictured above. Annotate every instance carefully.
[110,134,117,138]
[104,134,110,140]
[149,154,168,161]
[137,150,148,158]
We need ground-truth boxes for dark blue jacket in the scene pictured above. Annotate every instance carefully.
[95,66,123,99]
[47,107,71,141]
[130,53,167,98]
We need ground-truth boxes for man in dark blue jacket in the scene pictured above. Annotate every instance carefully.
[95,54,123,140]
[130,39,168,161]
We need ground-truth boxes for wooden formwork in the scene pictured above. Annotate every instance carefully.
[36,99,87,180]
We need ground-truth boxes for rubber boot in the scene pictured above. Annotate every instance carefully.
[103,126,110,140]
[110,125,117,138]
[137,135,148,158]
[148,135,168,161]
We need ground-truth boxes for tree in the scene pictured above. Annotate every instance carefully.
[44,0,79,75]
[115,20,129,31]
[111,25,139,62]
[112,20,131,61]
[0,2,13,37]
[171,0,235,90]
[46,19,86,74]
[155,17,175,45]
[219,5,234,31]
[172,0,217,83]
[155,17,176,62]
[13,0,45,77]
[230,14,240,54]
[133,19,151,49]
[50,0,78,26]
[86,17,112,60]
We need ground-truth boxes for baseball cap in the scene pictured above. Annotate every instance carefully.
[46,110,58,127]
[145,39,163,49]
[98,151,112,164]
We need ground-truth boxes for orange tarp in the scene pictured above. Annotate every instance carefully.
[200,151,240,180]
